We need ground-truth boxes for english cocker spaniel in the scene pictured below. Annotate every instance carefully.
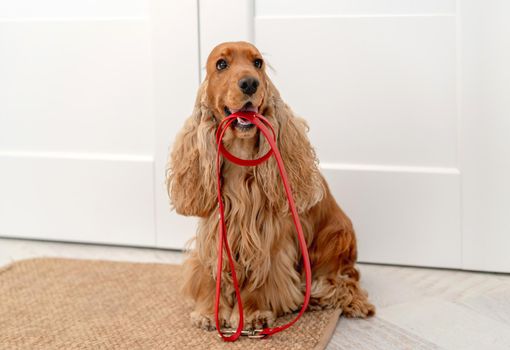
[167,41,375,331]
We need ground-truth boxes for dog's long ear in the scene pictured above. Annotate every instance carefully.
[166,80,218,217]
[255,78,325,213]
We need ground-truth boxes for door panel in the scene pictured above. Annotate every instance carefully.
[0,154,155,246]
[324,168,460,267]
[199,0,462,268]
[0,0,201,248]
[0,1,156,245]
[0,20,154,155]
[256,15,457,167]
[255,13,461,268]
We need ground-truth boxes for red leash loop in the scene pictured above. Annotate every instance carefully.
[214,111,312,341]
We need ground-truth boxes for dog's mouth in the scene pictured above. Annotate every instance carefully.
[224,102,258,131]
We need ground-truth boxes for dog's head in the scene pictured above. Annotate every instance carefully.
[205,41,268,139]
[167,42,325,217]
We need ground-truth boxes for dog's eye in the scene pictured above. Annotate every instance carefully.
[216,59,228,71]
[254,58,263,69]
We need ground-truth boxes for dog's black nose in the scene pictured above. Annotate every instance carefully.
[238,77,259,96]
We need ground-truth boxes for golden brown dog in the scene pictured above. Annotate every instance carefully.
[167,41,374,330]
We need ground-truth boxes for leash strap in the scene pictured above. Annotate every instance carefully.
[214,111,312,341]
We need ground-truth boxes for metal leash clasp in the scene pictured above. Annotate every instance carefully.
[219,328,267,339]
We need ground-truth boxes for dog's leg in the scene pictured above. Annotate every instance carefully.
[309,274,375,317]
[182,252,233,330]
[308,207,375,318]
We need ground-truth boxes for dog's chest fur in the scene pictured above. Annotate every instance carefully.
[215,138,295,284]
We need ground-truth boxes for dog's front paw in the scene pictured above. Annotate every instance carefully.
[230,309,276,330]
[343,299,376,318]
[190,311,230,331]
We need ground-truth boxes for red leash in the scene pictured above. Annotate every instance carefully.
[214,111,312,341]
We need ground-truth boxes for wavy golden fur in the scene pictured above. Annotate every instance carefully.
[167,42,374,330]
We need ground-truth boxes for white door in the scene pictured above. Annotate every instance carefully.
[198,0,510,272]
[2,0,508,273]
[0,0,198,248]
[199,0,461,269]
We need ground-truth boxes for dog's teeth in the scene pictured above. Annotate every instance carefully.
[237,117,252,126]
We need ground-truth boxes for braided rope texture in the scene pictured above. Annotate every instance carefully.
[0,258,341,349]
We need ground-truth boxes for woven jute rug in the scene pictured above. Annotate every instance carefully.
[0,258,341,350]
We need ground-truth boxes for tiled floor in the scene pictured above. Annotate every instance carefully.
[1,237,510,350]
